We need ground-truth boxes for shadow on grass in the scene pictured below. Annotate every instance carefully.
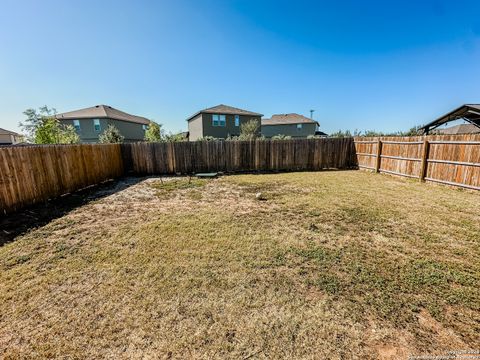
[0,177,144,247]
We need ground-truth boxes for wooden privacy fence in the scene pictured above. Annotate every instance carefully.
[354,134,480,190]
[2,135,478,214]
[0,144,123,213]
[121,138,357,174]
[0,139,356,214]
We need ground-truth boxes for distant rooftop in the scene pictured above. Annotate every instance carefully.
[0,128,22,136]
[186,104,263,121]
[435,123,480,135]
[55,105,150,125]
[262,113,319,126]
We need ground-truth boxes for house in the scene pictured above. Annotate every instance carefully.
[0,128,23,145]
[315,130,329,137]
[187,104,263,141]
[420,104,480,134]
[55,105,150,143]
[261,113,319,138]
[434,124,480,135]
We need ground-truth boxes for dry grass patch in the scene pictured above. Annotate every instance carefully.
[0,171,479,359]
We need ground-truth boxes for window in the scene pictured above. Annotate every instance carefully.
[212,114,226,127]
[297,123,303,130]
[142,124,148,131]
[73,120,80,131]
[93,119,101,132]
[235,115,240,127]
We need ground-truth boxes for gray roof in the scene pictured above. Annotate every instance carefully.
[55,105,150,125]
[186,104,263,121]
[262,113,319,126]
[435,123,480,135]
[0,128,22,136]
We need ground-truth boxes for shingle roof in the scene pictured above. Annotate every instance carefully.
[186,104,263,121]
[435,123,480,135]
[0,128,21,136]
[262,113,319,126]
[55,105,150,125]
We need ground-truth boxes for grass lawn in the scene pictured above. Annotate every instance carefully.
[1,171,479,359]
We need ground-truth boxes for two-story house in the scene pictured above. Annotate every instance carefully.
[187,104,263,141]
[261,113,319,138]
[55,105,150,143]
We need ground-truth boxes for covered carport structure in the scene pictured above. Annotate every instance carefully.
[420,104,480,134]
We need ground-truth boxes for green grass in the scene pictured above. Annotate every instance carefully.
[149,178,208,198]
[0,171,479,359]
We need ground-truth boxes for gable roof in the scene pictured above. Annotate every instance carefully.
[0,128,22,136]
[262,113,319,126]
[186,104,263,121]
[420,104,480,134]
[55,105,150,125]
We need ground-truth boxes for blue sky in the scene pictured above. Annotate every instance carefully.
[1,0,480,134]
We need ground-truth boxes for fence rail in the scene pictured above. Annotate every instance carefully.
[354,134,480,190]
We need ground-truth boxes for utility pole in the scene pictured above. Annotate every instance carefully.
[310,109,315,119]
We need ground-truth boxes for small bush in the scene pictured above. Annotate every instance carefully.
[99,125,124,143]
[271,134,292,140]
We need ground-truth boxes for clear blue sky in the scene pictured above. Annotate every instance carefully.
[1,0,480,134]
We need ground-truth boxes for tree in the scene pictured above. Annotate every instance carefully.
[238,119,260,140]
[19,106,79,144]
[144,121,164,142]
[330,126,423,138]
[329,130,352,138]
[271,134,292,140]
[403,125,422,136]
[165,131,187,142]
[99,125,124,143]
[20,106,57,140]
[34,118,79,144]
[60,124,81,144]
[197,136,217,141]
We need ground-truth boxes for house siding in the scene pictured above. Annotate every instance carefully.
[188,114,204,141]
[60,118,146,143]
[0,133,22,144]
[261,123,317,138]
[0,134,13,144]
[199,113,261,139]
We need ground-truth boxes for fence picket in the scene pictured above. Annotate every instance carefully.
[354,134,480,190]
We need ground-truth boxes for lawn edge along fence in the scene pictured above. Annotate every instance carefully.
[354,134,480,191]
[1,138,357,214]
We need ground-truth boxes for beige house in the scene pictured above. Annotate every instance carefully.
[187,104,263,141]
[0,128,23,145]
[261,114,319,138]
[55,105,150,143]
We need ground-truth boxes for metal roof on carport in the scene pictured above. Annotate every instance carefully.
[420,104,480,134]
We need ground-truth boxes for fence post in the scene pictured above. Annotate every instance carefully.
[419,139,430,181]
[374,139,382,173]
